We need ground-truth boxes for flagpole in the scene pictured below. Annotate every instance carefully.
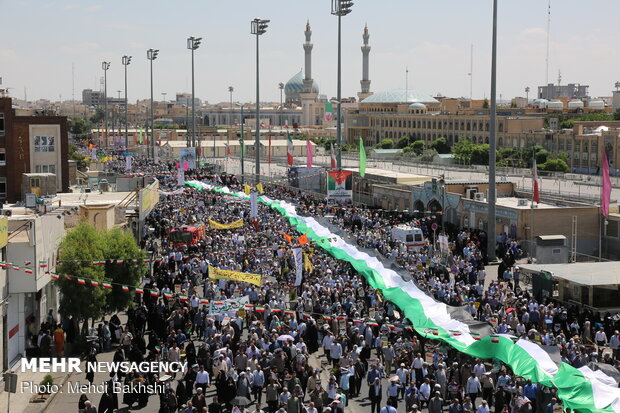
[531,149,536,261]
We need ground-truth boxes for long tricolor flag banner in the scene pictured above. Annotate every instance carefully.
[184,179,620,413]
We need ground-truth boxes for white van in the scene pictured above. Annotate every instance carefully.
[391,225,425,251]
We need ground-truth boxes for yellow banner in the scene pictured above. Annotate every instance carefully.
[208,218,244,229]
[208,265,262,286]
[0,217,7,249]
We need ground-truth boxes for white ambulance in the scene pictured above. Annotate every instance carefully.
[391,225,425,251]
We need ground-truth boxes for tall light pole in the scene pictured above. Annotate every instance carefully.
[228,86,234,127]
[525,86,530,103]
[331,0,353,170]
[251,18,269,185]
[122,55,131,151]
[147,48,159,159]
[187,36,202,149]
[488,0,498,261]
[279,82,284,126]
[237,102,246,185]
[102,61,110,149]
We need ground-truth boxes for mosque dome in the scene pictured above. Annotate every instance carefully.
[284,71,319,104]
[361,89,438,104]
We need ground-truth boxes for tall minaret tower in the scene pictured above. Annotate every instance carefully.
[300,20,321,126]
[303,20,314,93]
[358,24,373,101]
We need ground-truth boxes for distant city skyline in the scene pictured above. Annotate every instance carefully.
[2,0,619,104]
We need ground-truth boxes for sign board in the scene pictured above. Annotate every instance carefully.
[0,216,7,249]
[327,170,352,201]
[431,223,438,231]
[25,193,37,209]
[179,147,196,170]
[138,180,160,221]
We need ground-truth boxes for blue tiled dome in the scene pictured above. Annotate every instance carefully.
[285,71,319,103]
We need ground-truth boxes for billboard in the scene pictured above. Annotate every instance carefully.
[0,217,7,249]
[327,169,352,201]
[179,147,196,170]
[138,180,160,221]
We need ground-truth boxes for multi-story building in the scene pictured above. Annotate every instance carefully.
[344,91,545,147]
[0,97,69,203]
[82,88,104,107]
[538,83,589,100]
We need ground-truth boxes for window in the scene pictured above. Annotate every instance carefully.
[30,178,41,188]
[0,114,4,137]
[606,220,619,239]
[35,164,56,174]
[0,148,5,166]
[0,178,6,199]
[34,136,55,152]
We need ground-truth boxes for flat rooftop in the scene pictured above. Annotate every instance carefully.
[520,262,620,286]
[345,167,429,184]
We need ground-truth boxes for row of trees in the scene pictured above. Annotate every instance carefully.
[451,140,570,172]
[56,223,146,325]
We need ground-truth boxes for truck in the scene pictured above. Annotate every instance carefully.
[391,225,425,251]
[170,224,206,246]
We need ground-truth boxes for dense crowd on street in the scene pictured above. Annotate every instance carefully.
[61,159,620,413]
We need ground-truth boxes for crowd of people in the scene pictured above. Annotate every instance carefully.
[67,159,620,413]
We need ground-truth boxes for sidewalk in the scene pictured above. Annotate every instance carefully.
[0,360,70,413]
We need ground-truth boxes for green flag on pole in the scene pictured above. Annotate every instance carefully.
[139,127,143,144]
[359,137,366,177]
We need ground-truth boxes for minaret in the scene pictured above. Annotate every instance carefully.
[358,24,373,101]
[303,20,314,93]
[300,20,320,126]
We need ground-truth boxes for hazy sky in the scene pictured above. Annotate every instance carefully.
[2,0,619,104]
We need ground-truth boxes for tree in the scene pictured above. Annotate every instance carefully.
[56,223,145,325]
[419,149,438,162]
[89,107,104,125]
[68,117,92,140]
[376,139,394,149]
[431,137,450,154]
[539,158,569,172]
[410,140,425,155]
[56,223,108,323]
[396,136,410,149]
[101,228,146,313]
[452,138,475,163]
[614,108,620,121]
[482,99,490,109]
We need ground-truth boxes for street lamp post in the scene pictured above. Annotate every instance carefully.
[525,86,530,104]
[278,82,284,126]
[147,48,159,159]
[487,0,498,261]
[102,61,110,149]
[331,0,353,170]
[122,55,132,151]
[187,36,202,150]
[239,102,246,184]
[228,86,234,127]
[251,18,269,185]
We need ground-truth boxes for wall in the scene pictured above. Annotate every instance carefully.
[79,204,116,230]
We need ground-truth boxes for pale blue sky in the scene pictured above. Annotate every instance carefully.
[1,0,619,104]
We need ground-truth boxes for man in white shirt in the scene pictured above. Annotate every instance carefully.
[396,363,410,399]
[411,353,424,385]
[418,378,432,409]
[595,327,608,346]
[473,360,485,378]
[196,365,210,393]
[323,332,334,363]
[306,401,318,413]
[330,340,342,367]
[466,373,481,405]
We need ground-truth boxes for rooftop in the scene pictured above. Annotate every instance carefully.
[519,262,620,286]
[361,89,439,104]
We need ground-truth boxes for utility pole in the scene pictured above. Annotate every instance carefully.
[487,0,498,261]
[122,55,132,151]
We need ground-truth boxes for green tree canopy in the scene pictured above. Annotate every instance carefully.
[539,158,569,172]
[376,139,394,149]
[431,137,451,154]
[101,228,146,313]
[396,136,410,149]
[56,223,107,322]
[56,223,146,323]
